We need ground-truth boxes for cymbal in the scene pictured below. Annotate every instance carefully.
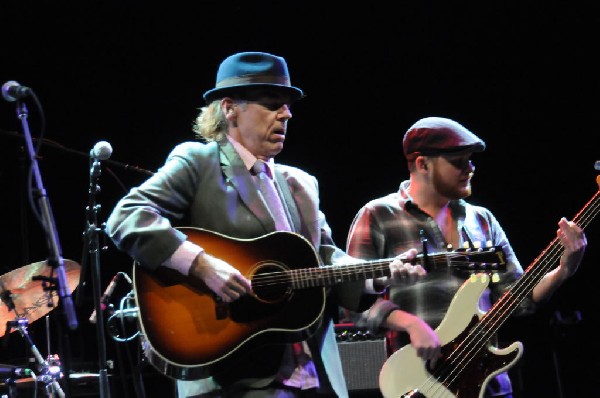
[0,259,81,336]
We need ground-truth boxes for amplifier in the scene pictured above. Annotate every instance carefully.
[335,324,387,392]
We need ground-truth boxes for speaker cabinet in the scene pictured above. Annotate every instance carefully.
[336,336,387,392]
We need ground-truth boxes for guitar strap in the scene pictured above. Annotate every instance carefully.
[461,225,476,249]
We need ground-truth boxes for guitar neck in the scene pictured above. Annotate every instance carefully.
[289,260,391,289]
[289,248,505,289]
[482,186,600,335]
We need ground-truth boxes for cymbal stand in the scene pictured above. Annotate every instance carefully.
[0,291,30,398]
[7,318,65,398]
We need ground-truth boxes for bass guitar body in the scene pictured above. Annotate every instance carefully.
[379,275,523,398]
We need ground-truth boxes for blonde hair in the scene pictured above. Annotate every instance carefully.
[192,100,228,142]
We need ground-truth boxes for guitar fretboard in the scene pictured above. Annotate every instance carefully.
[286,248,506,289]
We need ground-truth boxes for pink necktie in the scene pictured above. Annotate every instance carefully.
[253,160,292,232]
[253,162,314,381]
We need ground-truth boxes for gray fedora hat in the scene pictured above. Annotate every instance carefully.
[203,52,304,102]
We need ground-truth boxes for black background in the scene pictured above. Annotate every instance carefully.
[1,1,599,397]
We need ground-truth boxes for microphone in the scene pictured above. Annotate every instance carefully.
[1,80,32,102]
[0,365,32,378]
[89,272,121,324]
[90,140,113,161]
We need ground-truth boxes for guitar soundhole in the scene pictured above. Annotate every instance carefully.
[251,261,291,303]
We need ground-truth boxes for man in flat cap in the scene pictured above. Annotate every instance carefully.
[106,53,440,397]
[346,116,587,398]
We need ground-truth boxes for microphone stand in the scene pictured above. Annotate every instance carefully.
[10,100,79,328]
[84,155,111,398]
[1,128,155,177]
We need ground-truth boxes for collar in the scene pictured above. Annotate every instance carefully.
[398,180,467,217]
[226,135,275,177]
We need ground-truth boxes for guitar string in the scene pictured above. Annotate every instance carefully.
[249,248,505,288]
[426,190,600,397]
[447,190,600,389]
[419,188,600,397]
[250,260,494,289]
[249,252,502,289]
[419,192,599,397]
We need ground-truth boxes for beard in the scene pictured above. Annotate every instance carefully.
[432,167,473,200]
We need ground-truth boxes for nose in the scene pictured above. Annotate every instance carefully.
[278,104,292,119]
[468,160,475,173]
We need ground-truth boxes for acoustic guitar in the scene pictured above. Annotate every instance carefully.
[133,227,506,380]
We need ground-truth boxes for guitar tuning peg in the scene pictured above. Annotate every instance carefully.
[469,273,488,283]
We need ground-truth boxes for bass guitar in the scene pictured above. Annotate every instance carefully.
[133,227,506,380]
[379,176,600,398]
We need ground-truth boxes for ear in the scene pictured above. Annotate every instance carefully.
[221,98,235,117]
[416,156,429,171]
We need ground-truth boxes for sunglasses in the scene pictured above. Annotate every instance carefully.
[234,90,292,111]
[442,155,474,171]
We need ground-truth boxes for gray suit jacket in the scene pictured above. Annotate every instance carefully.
[106,140,375,397]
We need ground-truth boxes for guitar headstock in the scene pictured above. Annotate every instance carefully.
[450,246,507,273]
[417,245,507,276]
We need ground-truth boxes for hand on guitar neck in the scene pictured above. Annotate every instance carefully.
[389,248,427,282]
[371,248,425,290]
[554,217,587,277]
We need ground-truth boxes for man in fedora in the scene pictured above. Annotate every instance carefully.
[106,52,440,397]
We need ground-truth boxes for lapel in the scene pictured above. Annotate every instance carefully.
[218,140,276,231]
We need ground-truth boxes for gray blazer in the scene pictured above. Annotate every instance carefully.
[106,139,375,397]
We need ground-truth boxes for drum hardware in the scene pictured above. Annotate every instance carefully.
[0,259,82,398]
[2,318,65,398]
[0,260,81,337]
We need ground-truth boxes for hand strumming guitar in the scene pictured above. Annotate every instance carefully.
[190,252,253,303]
[385,248,441,363]
[383,309,441,365]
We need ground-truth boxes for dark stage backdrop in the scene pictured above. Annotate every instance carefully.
[1,2,598,397]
